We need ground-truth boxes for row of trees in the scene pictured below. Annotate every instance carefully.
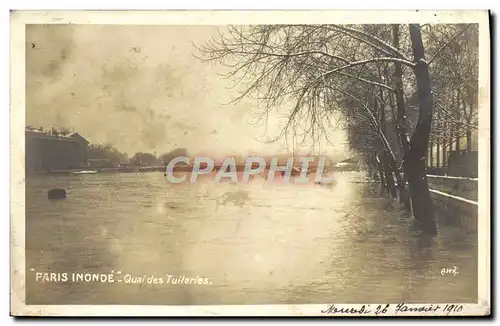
[87,144,129,166]
[195,23,479,236]
[128,148,189,166]
[88,144,188,167]
[26,125,73,136]
[426,25,478,170]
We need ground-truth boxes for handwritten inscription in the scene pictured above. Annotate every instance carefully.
[321,304,371,315]
[321,303,464,316]
[395,303,442,314]
[321,304,389,315]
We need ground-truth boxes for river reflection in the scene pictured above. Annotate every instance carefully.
[25,171,477,305]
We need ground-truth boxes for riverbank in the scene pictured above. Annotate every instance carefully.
[29,166,165,175]
[30,165,349,176]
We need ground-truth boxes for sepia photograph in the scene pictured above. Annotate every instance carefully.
[10,10,490,316]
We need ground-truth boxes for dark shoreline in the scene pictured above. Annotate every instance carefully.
[27,165,355,177]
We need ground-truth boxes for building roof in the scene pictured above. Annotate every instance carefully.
[26,129,90,145]
[69,133,90,145]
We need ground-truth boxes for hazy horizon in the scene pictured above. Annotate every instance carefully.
[26,24,351,160]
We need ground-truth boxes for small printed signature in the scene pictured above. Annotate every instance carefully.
[441,266,459,276]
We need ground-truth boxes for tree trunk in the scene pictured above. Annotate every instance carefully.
[455,88,463,155]
[447,121,453,175]
[466,123,472,152]
[429,139,434,168]
[376,94,397,199]
[436,138,440,168]
[443,144,447,167]
[383,152,398,198]
[442,121,447,168]
[387,92,406,203]
[455,90,461,154]
[407,24,437,236]
[392,24,411,204]
[466,88,476,152]
[375,152,386,193]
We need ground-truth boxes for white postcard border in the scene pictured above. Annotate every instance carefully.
[10,10,491,317]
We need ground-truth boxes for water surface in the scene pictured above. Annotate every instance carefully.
[25,172,477,305]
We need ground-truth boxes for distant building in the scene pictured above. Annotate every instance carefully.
[25,129,89,172]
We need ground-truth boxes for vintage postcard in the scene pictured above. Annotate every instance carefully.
[10,10,490,316]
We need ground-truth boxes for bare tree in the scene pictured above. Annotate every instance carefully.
[196,23,474,235]
[426,24,478,171]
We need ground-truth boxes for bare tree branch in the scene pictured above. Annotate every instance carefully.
[428,24,473,65]
[329,24,412,61]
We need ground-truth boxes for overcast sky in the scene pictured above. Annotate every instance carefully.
[26,24,349,160]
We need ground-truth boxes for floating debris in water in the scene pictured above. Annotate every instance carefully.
[48,188,66,199]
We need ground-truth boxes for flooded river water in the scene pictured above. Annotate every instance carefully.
[25,171,477,305]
